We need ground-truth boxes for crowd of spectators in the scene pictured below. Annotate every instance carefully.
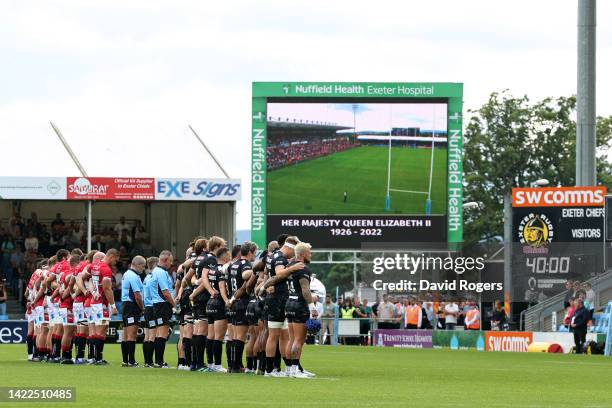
[267,136,355,170]
[0,213,157,307]
[317,294,503,346]
[562,280,596,329]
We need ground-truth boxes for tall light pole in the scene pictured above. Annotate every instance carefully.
[576,0,596,186]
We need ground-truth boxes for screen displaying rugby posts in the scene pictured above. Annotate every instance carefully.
[265,100,448,248]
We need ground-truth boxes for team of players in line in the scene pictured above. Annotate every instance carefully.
[24,234,318,378]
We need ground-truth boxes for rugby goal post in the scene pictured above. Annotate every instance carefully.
[385,104,436,215]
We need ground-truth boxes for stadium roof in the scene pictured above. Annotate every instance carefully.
[267,119,352,132]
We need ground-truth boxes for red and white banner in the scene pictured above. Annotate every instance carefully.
[512,186,607,207]
[67,177,155,200]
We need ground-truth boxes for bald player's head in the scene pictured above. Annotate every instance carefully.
[131,255,146,273]
[93,252,105,262]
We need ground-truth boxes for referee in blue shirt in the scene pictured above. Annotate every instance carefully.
[120,255,146,367]
[150,250,176,368]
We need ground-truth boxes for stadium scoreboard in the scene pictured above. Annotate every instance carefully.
[511,186,606,301]
[252,82,463,249]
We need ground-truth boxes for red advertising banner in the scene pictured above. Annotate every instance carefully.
[67,177,155,200]
[512,186,606,207]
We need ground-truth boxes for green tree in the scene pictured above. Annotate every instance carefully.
[463,91,612,245]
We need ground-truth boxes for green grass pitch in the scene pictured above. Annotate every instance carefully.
[1,344,611,407]
[267,146,447,215]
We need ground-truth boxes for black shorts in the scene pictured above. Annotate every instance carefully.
[285,298,309,324]
[246,299,262,326]
[206,297,227,324]
[264,295,287,323]
[179,309,194,326]
[231,298,249,326]
[192,299,208,322]
[153,302,173,326]
[258,299,266,322]
[144,306,157,329]
[122,301,142,327]
[179,292,193,317]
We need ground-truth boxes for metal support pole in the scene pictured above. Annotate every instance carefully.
[188,125,231,179]
[576,0,596,186]
[50,122,93,252]
[353,251,358,298]
[87,201,92,252]
[503,193,513,322]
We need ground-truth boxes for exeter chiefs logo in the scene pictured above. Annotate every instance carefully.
[518,213,553,253]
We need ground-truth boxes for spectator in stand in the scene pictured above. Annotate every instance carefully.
[131,220,142,240]
[106,232,121,251]
[444,300,459,330]
[9,244,24,296]
[465,303,481,330]
[571,298,589,354]
[355,297,372,345]
[27,212,43,237]
[491,301,507,331]
[91,234,106,252]
[340,298,357,345]
[377,294,397,330]
[49,229,65,253]
[8,216,21,238]
[563,298,576,331]
[0,279,7,316]
[93,219,104,235]
[24,231,39,253]
[38,225,50,256]
[114,216,131,236]
[119,246,130,264]
[306,295,324,345]
[119,229,132,251]
[71,221,84,245]
[132,238,155,258]
[320,294,336,345]
[51,213,65,232]
[1,237,16,280]
[456,300,466,327]
[405,298,422,329]
[435,304,446,330]
[422,301,434,329]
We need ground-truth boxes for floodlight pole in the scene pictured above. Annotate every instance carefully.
[50,122,93,252]
[576,0,596,186]
[188,125,231,179]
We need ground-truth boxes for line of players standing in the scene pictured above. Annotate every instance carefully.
[24,234,318,378]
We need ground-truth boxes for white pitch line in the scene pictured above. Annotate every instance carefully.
[388,188,428,194]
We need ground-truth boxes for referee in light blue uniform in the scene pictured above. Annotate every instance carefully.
[142,257,158,367]
[120,256,145,367]
[150,250,176,368]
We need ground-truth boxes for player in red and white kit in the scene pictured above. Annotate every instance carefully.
[46,249,71,363]
[58,253,81,364]
[31,256,56,362]
[72,250,99,364]
[77,249,119,364]
[25,260,46,361]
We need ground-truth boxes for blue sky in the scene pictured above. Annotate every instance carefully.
[1,0,611,229]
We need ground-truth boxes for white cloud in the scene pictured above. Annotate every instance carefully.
[1,0,611,230]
